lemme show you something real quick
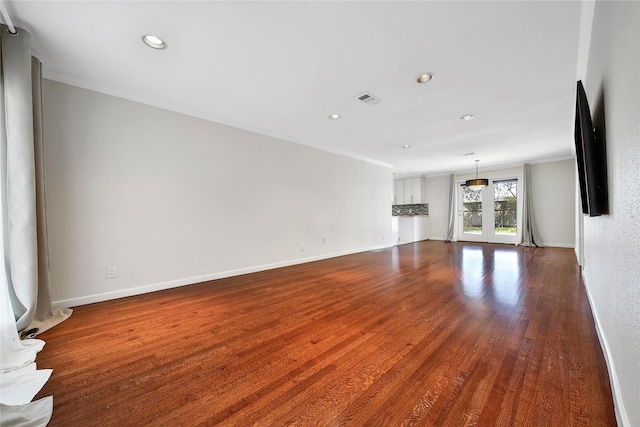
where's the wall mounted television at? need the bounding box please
[575,80,608,216]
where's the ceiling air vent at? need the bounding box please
[355,92,382,106]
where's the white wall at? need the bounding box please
[425,161,575,247]
[529,159,575,247]
[424,174,450,240]
[582,2,640,425]
[43,80,392,306]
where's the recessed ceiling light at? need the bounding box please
[461,114,475,121]
[402,144,412,149]
[142,34,166,50]
[416,72,434,83]
[329,114,341,120]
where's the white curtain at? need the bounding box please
[520,163,542,247]
[1,24,71,426]
[445,173,457,242]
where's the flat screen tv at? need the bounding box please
[575,81,608,216]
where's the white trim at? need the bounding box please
[425,237,571,248]
[539,242,575,249]
[52,244,393,308]
[53,274,208,309]
[457,173,523,245]
[394,238,430,247]
[582,273,629,427]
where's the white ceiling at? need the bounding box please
[3,1,585,177]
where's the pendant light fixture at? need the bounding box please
[465,160,488,190]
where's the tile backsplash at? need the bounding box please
[392,203,428,216]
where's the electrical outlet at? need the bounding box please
[322,237,326,244]
[107,266,117,279]
[300,243,305,252]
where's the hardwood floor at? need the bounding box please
[35,241,616,426]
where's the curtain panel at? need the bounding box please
[445,173,456,242]
[1,24,71,426]
[520,163,542,247]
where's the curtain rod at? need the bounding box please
[0,0,17,34]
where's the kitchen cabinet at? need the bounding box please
[397,216,430,244]
[394,177,424,205]
[403,177,422,204]
[393,180,405,205]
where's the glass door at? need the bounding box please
[458,179,520,244]
[460,185,486,242]
[492,179,519,244]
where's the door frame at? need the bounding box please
[457,184,488,242]
[456,167,523,244]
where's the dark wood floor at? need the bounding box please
[35,241,616,426]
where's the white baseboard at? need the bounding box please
[541,242,574,248]
[52,244,394,308]
[430,238,574,248]
[582,272,629,427]
[52,274,210,308]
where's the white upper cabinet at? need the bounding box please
[393,180,404,205]
[403,177,419,204]
[394,177,424,205]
